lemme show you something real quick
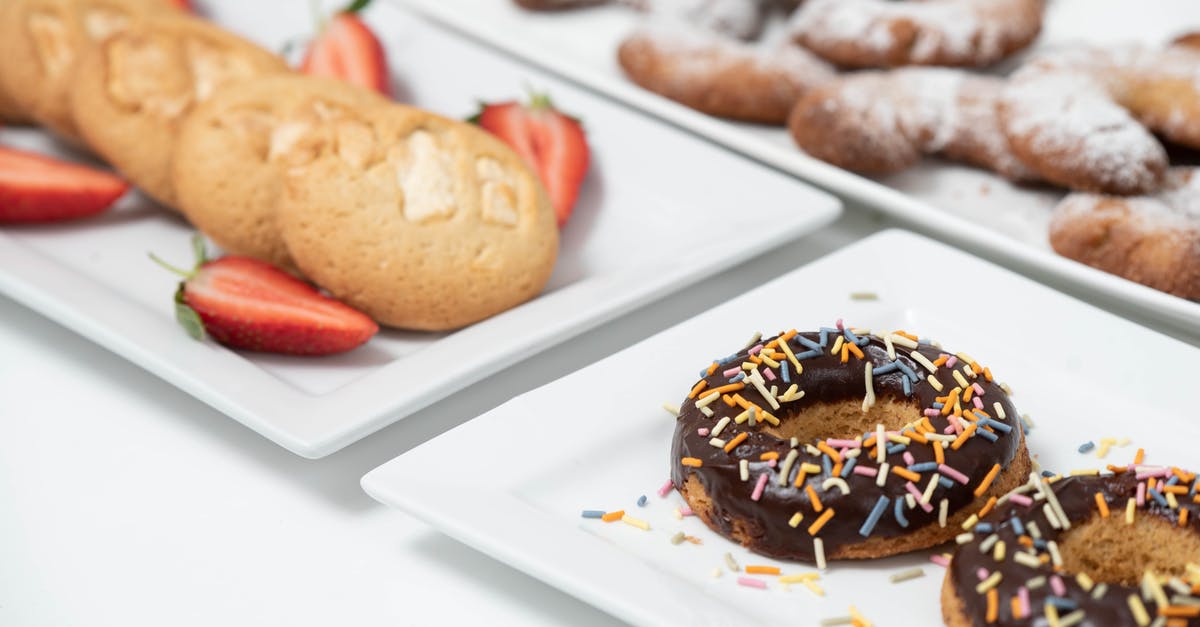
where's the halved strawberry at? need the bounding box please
[473,94,590,227]
[301,1,390,96]
[152,236,378,356]
[166,0,193,12]
[0,147,129,223]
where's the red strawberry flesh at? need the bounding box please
[0,147,129,223]
[301,13,390,97]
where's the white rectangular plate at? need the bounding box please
[364,229,1200,626]
[394,0,1200,334]
[0,2,839,458]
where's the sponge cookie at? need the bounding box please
[172,75,388,269]
[70,12,286,207]
[277,105,559,331]
[0,0,165,139]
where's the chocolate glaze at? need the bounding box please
[950,473,1200,626]
[670,329,1022,562]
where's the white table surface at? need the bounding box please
[5,3,1200,625]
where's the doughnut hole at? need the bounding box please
[761,397,918,444]
[1056,513,1200,586]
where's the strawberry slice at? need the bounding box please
[473,94,590,227]
[166,0,192,12]
[301,1,390,96]
[152,236,378,356]
[0,146,129,223]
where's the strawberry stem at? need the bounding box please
[147,252,194,279]
[308,0,327,33]
[340,0,372,14]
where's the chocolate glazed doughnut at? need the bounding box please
[942,471,1200,626]
[670,325,1029,564]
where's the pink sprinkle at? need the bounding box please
[680,507,694,516]
[853,465,878,477]
[750,473,769,501]
[1136,467,1169,479]
[839,447,852,458]
[698,428,710,437]
[764,368,776,382]
[903,451,916,466]
[1008,493,1033,507]
[943,424,956,435]
[924,409,940,417]
[749,344,764,356]
[951,417,964,435]
[972,383,985,396]
[1017,587,1030,617]
[972,397,984,410]
[657,480,674,498]
[1050,575,1066,597]
[939,464,970,485]
[723,367,741,377]
[836,319,844,331]
[826,438,859,449]
[930,554,950,567]
[1137,481,1146,506]
[767,459,777,468]
[906,482,933,512]
[737,576,767,590]
[946,356,958,368]
[977,567,990,581]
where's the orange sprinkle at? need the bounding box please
[978,496,998,518]
[1160,606,1200,618]
[892,467,921,483]
[1094,492,1110,518]
[794,466,810,489]
[951,424,978,450]
[706,362,719,376]
[941,390,960,416]
[807,507,835,535]
[933,441,945,465]
[1168,619,1190,627]
[681,457,703,468]
[768,351,786,361]
[724,433,748,453]
[962,386,975,402]
[706,383,745,397]
[1010,595,1023,620]
[1135,448,1145,465]
[1165,486,1191,495]
[1173,468,1196,483]
[1107,464,1129,474]
[601,510,624,522]
[983,367,993,381]
[722,394,736,407]
[745,565,781,575]
[749,354,762,365]
[760,451,780,461]
[933,356,948,367]
[908,430,929,445]
[847,342,864,360]
[1018,536,1034,548]
[732,394,751,409]
[840,345,849,363]
[1180,508,1190,528]
[817,442,843,463]
[806,485,824,512]
[862,435,877,448]
[831,462,843,477]
[781,329,799,342]
[986,588,998,623]
[894,330,918,341]
[971,362,983,375]
[688,380,708,399]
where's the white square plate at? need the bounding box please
[394,0,1200,335]
[363,229,1200,626]
[0,3,839,458]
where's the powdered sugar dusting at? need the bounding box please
[645,0,768,40]
[1055,169,1200,233]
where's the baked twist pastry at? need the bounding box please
[670,325,1029,563]
[1049,168,1200,299]
[1001,45,1200,195]
[789,67,1038,180]
[619,23,834,124]
[942,470,1200,626]
[789,0,1045,69]
[69,12,287,207]
[277,104,559,331]
[172,75,389,270]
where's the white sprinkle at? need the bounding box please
[905,493,916,509]
[884,335,896,360]
[708,437,727,448]
[711,567,723,578]
[993,402,1006,420]
[922,474,940,505]
[711,416,731,438]
[910,351,937,374]
[739,459,749,481]
[814,538,826,570]
[696,391,720,408]
[956,532,975,545]
[889,333,918,349]
[1027,521,1042,539]
[890,568,925,583]
[1043,503,1062,529]
[875,424,886,463]
[1047,540,1063,568]
[1013,551,1042,569]
[699,406,714,417]
[724,552,740,572]
[862,363,876,412]
[779,449,800,486]
[822,477,850,495]
[978,533,999,553]
[743,331,762,349]
[938,499,949,528]
[876,463,890,487]
[663,402,681,416]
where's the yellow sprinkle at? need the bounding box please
[848,605,873,627]
[788,512,804,528]
[926,374,944,392]
[621,514,650,530]
[779,573,820,584]
[1076,573,1094,592]
[830,335,844,356]
[1070,469,1100,476]
[1143,571,1168,609]
[993,540,1006,562]
[801,462,822,474]
[961,514,979,531]
[975,571,1003,594]
[1128,594,1151,626]
[952,369,970,389]
[1168,491,1180,509]
[803,580,825,596]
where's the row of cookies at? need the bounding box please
[0,0,560,332]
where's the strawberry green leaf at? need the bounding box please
[173,285,206,341]
[190,233,209,267]
[341,0,372,14]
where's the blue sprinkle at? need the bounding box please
[974,523,994,534]
[841,458,857,478]
[698,368,708,378]
[938,477,954,489]
[919,338,932,346]
[1034,538,1047,550]
[843,328,861,345]
[1046,597,1079,611]
[781,362,790,384]
[822,455,833,476]
[1041,470,1055,478]
[908,462,938,473]
[637,495,647,507]
[1077,441,1095,454]
[895,361,919,383]
[887,443,907,455]
[730,372,746,383]
[902,377,912,397]
[873,362,899,376]
[976,429,999,442]
[795,349,822,361]
[894,497,909,528]
[818,329,831,348]
[857,336,871,347]
[1010,516,1026,536]
[932,402,945,409]
[980,418,1012,434]
[796,335,822,351]
[1166,475,1180,487]
[581,510,605,519]
[859,495,891,537]
[1149,488,1169,508]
